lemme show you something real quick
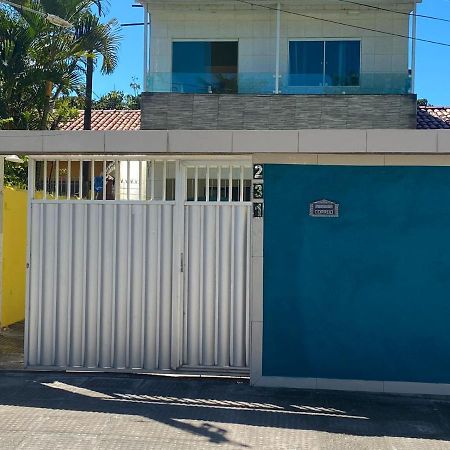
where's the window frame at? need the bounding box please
[288,38,362,88]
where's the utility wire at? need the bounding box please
[235,0,450,48]
[337,0,450,23]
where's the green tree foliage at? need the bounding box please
[0,0,121,130]
[417,99,430,107]
[4,158,28,189]
[93,89,140,110]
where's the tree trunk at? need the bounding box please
[84,55,94,131]
[40,81,53,130]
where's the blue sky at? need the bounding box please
[95,1,450,106]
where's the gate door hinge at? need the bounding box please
[180,253,184,273]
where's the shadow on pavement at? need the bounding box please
[0,371,450,447]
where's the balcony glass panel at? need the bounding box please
[147,72,411,95]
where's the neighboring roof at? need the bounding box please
[417,107,450,130]
[61,106,450,131]
[60,110,141,131]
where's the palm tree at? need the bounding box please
[0,0,121,130]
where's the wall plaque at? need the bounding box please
[309,199,339,218]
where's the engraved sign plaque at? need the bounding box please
[309,199,339,218]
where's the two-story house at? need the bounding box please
[141,0,418,129]
[19,0,450,396]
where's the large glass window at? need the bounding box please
[172,41,238,94]
[289,40,360,87]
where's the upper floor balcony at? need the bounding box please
[140,0,419,129]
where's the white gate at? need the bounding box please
[182,164,252,371]
[25,157,252,373]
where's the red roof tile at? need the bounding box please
[61,110,141,131]
[417,107,450,130]
[61,106,450,131]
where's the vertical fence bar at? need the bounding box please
[115,160,120,200]
[217,166,221,203]
[91,160,95,201]
[206,166,210,202]
[151,160,155,201]
[163,160,167,202]
[103,161,107,201]
[55,161,59,200]
[194,167,198,202]
[127,161,131,201]
[79,159,83,200]
[43,161,47,200]
[67,160,71,200]
[228,165,232,203]
[240,166,244,202]
[139,161,143,201]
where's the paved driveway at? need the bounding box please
[0,372,450,449]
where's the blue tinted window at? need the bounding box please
[289,40,360,87]
[289,41,324,86]
[172,41,238,93]
[325,41,360,86]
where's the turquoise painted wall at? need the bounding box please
[263,165,450,383]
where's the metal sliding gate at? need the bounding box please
[25,157,252,374]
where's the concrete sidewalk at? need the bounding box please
[0,371,450,449]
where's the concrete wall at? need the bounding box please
[148,4,412,85]
[1,189,27,327]
[141,93,417,129]
[261,164,450,387]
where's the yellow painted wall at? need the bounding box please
[1,188,27,327]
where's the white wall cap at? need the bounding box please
[0,131,44,154]
[437,130,450,153]
[367,130,438,153]
[105,131,168,153]
[168,130,232,153]
[299,130,367,153]
[43,131,105,154]
[233,130,299,153]
[1,129,450,156]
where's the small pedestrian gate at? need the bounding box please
[25,157,252,374]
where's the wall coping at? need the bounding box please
[0,129,448,155]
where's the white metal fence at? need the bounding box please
[26,156,252,373]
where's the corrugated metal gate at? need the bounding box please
[25,157,251,374]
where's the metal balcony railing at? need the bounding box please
[146,72,412,95]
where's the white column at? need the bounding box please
[144,7,149,91]
[275,2,281,94]
[411,3,417,93]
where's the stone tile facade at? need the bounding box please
[141,93,417,130]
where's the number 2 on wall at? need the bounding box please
[253,164,263,180]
